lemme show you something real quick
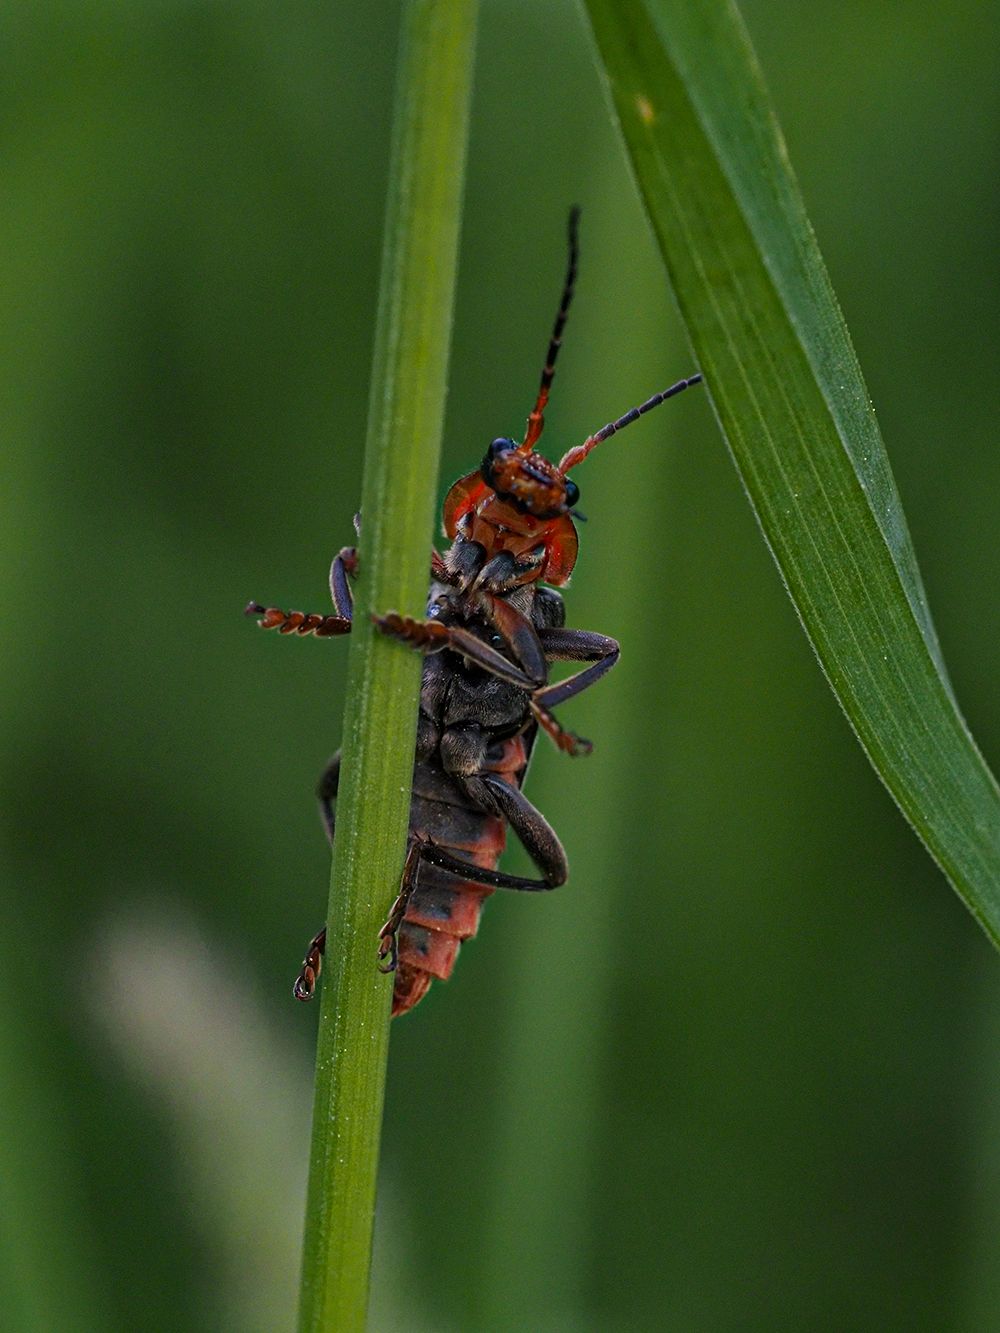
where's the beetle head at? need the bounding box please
[480,437,580,520]
[442,447,580,587]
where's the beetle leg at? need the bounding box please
[374,816,560,976]
[473,547,547,595]
[289,751,346,1000]
[464,605,617,755]
[246,544,359,636]
[419,775,567,891]
[376,613,614,757]
[529,700,593,757]
[536,628,621,704]
[478,600,594,752]
[482,594,547,682]
[370,777,565,976]
[377,592,550,688]
[245,603,351,636]
[376,838,426,973]
[328,546,358,618]
[374,614,542,690]
[293,926,327,1001]
[431,548,465,585]
[466,774,568,885]
[527,628,621,754]
[316,751,341,846]
[418,843,560,890]
[368,718,569,973]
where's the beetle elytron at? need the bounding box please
[247,209,700,1015]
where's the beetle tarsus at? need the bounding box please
[373,612,449,651]
[376,932,398,974]
[530,700,592,757]
[293,927,326,1001]
[247,603,351,636]
[293,969,316,1001]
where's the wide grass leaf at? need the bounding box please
[580,0,1000,936]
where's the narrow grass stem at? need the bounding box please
[297,5,477,1329]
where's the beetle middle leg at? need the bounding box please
[376,610,613,759]
[530,627,620,753]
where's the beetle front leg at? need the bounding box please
[245,602,351,636]
[374,614,543,690]
[246,545,359,636]
[328,545,359,619]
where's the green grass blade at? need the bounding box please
[580,0,1000,934]
[297,4,477,1329]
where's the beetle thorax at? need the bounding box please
[468,495,549,562]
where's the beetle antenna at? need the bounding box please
[518,206,581,455]
[558,373,702,474]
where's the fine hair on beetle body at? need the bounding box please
[247,207,701,1016]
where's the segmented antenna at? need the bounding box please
[519,207,581,454]
[558,374,702,474]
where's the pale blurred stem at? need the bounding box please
[296,5,477,1331]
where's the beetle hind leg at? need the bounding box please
[376,838,425,973]
[316,751,341,846]
[293,926,327,1001]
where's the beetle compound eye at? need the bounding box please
[563,479,580,508]
[481,437,516,488]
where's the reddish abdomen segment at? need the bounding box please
[393,735,528,1017]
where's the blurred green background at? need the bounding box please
[3,1,999,1329]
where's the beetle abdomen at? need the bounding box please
[392,734,529,1016]
[392,829,504,1017]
